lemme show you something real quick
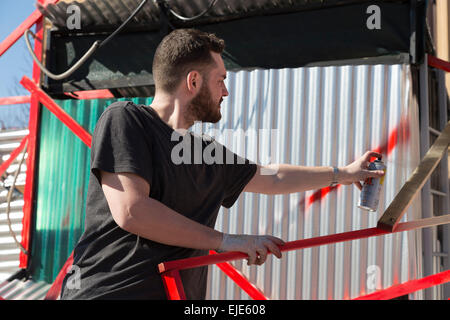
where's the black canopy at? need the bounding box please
[39,0,429,97]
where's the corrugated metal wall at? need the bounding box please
[30,97,153,283]
[0,278,50,300]
[30,63,422,300]
[0,129,29,281]
[195,64,422,300]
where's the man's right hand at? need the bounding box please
[218,233,285,266]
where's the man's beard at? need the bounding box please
[185,83,222,124]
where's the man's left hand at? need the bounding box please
[338,151,385,190]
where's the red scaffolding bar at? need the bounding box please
[209,250,268,300]
[44,252,74,300]
[159,216,449,273]
[0,96,31,106]
[64,89,114,100]
[158,214,450,299]
[20,76,92,147]
[0,135,29,178]
[18,3,46,267]
[0,0,60,58]
[428,55,450,73]
[354,269,450,300]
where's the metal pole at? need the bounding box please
[419,55,434,299]
[19,2,45,269]
[437,68,450,299]
[161,270,187,300]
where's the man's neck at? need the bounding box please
[149,93,192,130]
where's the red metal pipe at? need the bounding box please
[210,250,268,300]
[159,230,387,273]
[160,215,449,300]
[158,215,450,273]
[20,76,92,148]
[0,135,29,177]
[161,270,187,300]
[0,96,31,106]
[428,55,450,73]
[0,91,113,106]
[44,251,74,300]
[0,0,60,58]
[64,89,114,100]
[0,10,42,58]
[0,92,114,105]
[19,10,46,268]
[353,269,450,300]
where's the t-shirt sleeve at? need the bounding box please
[90,103,153,187]
[221,146,257,209]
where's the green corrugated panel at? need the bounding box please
[30,97,153,283]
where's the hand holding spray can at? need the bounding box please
[358,157,386,212]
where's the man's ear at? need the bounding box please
[186,70,202,94]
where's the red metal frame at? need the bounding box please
[20,76,92,147]
[159,214,450,299]
[158,216,449,273]
[209,250,268,300]
[0,96,31,106]
[0,135,29,177]
[0,0,61,267]
[19,5,46,268]
[18,75,92,269]
[354,269,450,300]
[0,10,43,59]
[0,0,59,58]
[44,251,74,300]
[0,91,113,106]
[428,55,450,73]
[63,89,114,100]
[161,270,187,300]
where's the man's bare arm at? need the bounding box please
[100,170,284,264]
[244,151,386,194]
[243,164,337,194]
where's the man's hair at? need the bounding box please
[152,28,225,93]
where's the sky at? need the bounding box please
[0,0,38,129]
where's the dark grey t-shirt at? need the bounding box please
[60,101,257,300]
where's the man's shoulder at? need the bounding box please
[104,100,140,114]
[99,101,151,121]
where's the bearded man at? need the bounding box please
[60,28,384,300]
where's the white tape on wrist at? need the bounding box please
[219,233,230,251]
[219,233,244,252]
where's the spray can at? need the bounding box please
[358,157,386,212]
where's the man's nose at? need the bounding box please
[222,85,229,97]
